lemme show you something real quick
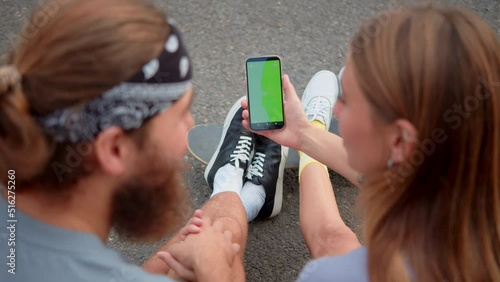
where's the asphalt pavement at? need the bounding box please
[1,0,498,281]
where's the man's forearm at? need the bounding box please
[142,233,182,275]
[195,261,234,282]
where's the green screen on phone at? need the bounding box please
[246,56,284,130]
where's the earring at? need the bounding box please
[402,130,417,142]
[357,173,365,185]
[387,159,394,169]
[403,130,410,141]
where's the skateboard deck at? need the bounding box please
[187,120,339,169]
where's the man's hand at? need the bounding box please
[157,217,240,282]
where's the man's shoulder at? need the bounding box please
[296,247,369,282]
[0,195,174,282]
[1,228,175,282]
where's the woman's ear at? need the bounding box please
[93,126,135,176]
[387,119,417,164]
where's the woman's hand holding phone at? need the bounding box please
[242,74,311,151]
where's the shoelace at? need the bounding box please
[229,136,253,169]
[305,97,331,124]
[246,152,265,179]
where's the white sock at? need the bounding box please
[210,164,244,198]
[240,181,266,222]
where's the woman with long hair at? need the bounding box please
[242,3,499,281]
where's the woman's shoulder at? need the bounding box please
[296,247,369,282]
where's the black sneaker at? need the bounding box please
[246,134,288,218]
[204,97,254,190]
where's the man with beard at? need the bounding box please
[0,0,248,281]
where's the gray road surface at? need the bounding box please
[1,0,498,281]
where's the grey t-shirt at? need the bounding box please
[0,196,173,282]
[297,247,369,282]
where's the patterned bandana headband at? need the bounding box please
[36,22,192,143]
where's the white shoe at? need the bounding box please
[301,70,339,130]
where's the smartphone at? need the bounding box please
[246,56,285,131]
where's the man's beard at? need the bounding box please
[110,146,189,242]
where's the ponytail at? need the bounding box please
[0,66,51,185]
